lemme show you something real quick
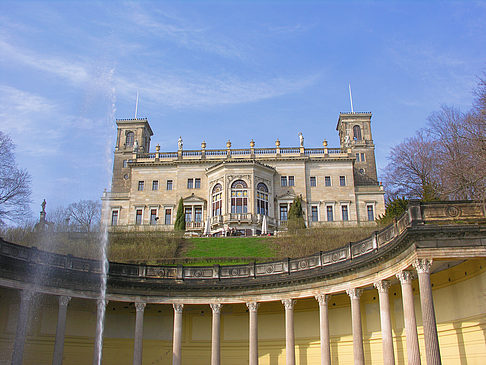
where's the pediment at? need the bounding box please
[183,193,207,203]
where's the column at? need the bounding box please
[133,302,146,365]
[346,288,365,365]
[246,302,259,365]
[210,304,222,365]
[413,259,442,365]
[52,295,71,365]
[11,289,33,365]
[374,280,395,365]
[397,271,421,365]
[172,304,184,365]
[315,294,331,365]
[282,299,295,365]
[93,299,108,365]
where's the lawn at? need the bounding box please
[186,237,276,260]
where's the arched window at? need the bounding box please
[212,183,223,217]
[256,182,269,216]
[231,180,248,214]
[126,131,134,146]
[353,125,362,141]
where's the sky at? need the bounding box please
[0,0,485,220]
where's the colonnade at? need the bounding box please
[10,258,442,365]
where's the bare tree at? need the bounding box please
[0,131,32,225]
[67,200,101,232]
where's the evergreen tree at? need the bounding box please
[287,195,306,231]
[174,198,185,231]
[376,196,408,226]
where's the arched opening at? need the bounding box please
[212,183,223,217]
[126,131,135,146]
[256,182,269,216]
[353,125,362,141]
[231,180,248,214]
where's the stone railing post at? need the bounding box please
[374,281,395,365]
[52,295,71,365]
[133,302,146,365]
[397,271,421,365]
[282,299,296,365]
[246,302,260,365]
[413,259,442,365]
[346,288,365,365]
[172,304,184,365]
[210,304,222,365]
[315,294,331,365]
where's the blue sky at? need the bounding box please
[1,1,485,218]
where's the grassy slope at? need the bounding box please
[186,237,276,258]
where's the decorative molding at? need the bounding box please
[173,303,184,313]
[315,293,329,306]
[282,298,295,310]
[59,295,71,306]
[396,270,414,284]
[373,280,391,293]
[412,258,433,274]
[97,299,109,308]
[210,303,222,314]
[346,288,363,299]
[246,302,260,312]
[135,302,146,312]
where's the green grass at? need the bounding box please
[186,237,276,259]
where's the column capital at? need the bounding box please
[96,298,109,308]
[246,301,259,312]
[346,288,363,300]
[315,293,329,306]
[374,280,392,293]
[210,303,222,314]
[173,303,184,313]
[20,288,34,302]
[396,270,415,284]
[135,302,146,312]
[59,295,71,307]
[413,258,433,274]
[281,298,295,310]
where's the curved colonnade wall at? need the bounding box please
[0,201,485,364]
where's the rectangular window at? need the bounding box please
[280,204,288,221]
[185,207,192,222]
[195,178,201,189]
[281,176,287,187]
[288,176,295,186]
[150,209,158,225]
[310,176,316,187]
[342,205,349,221]
[361,153,365,162]
[165,209,172,225]
[311,206,318,222]
[138,181,144,191]
[367,205,375,221]
[167,180,173,190]
[111,210,118,226]
[325,176,331,187]
[123,160,128,168]
[187,178,193,189]
[135,209,142,225]
[356,153,360,162]
[326,206,334,222]
[194,206,202,222]
[152,180,158,191]
[339,176,346,186]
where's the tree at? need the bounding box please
[376,196,408,226]
[288,195,306,232]
[174,198,185,231]
[0,131,31,225]
[66,200,101,232]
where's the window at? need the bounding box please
[165,209,172,225]
[195,206,202,223]
[361,153,365,162]
[231,180,248,214]
[288,176,295,186]
[256,183,269,216]
[310,176,316,187]
[167,180,173,190]
[339,176,346,186]
[187,178,193,189]
[185,207,192,222]
[356,153,360,162]
[126,131,134,146]
[123,160,128,168]
[152,180,158,191]
[367,205,375,221]
[280,204,288,221]
[311,206,318,222]
[353,125,362,141]
[341,205,349,221]
[150,209,158,225]
[326,206,334,222]
[325,176,331,187]
[111,210,118,226]
[138,181,144,191]
[212,184,222,217]
[135,209,142,225]
[281,176,287,187]
[195,178,201,189]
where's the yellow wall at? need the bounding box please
[1,259,485,364]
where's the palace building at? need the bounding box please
[101,112,385,234]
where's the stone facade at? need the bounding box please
[102,112,385,234]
